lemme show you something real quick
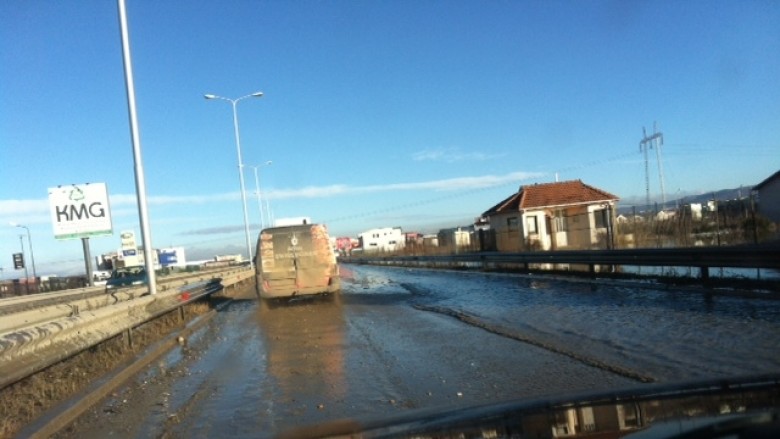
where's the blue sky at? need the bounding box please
[2,0,779,277]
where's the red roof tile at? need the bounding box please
[483,180,618,215]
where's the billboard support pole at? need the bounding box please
[82,237,94,287]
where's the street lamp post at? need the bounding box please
[204,91,263,267]
[18,235,29,293]
[249,161,272,230]
[11,223,36,283]
[263,171,273,227]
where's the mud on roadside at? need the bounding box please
[0,299,216,439]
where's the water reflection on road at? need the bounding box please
[255,295,347,409]
[346,264,780,382]
[58,264,780,439]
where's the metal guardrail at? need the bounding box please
[0,266,246,313]
[0,267,254,390]
[0,267,252,334]
[346,243,780,278]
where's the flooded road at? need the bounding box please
[61,264,780,438]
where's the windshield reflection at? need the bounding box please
[280,374,780,438]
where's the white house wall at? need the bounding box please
[521,211,550,250]
[487,212,516,251]
[554,205,583,249]
[359,227,405,252]
[553,229,568,248]
[456,230,471,247]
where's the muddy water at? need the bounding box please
[60,264,780,438]
[353,265,780,381]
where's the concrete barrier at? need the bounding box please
[0,268,254,389]
[0,268,253,334]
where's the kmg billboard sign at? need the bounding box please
[48,183,113,240]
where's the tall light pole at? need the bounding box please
[249,161,272,230]
[204,91,263,267]
[118,0,157,295]
[264,172,273,227]
[10,223,36,282]
[16,235,29,293]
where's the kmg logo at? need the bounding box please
[54,202,107,222]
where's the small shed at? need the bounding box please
[482,180,619,252]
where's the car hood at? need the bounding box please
[278,374,780,438]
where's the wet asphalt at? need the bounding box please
[58,264,780,438]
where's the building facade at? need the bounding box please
[482,180,619,252]
[358,227,404,253]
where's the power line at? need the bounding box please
[324,150,643,226]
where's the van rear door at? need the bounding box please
[259,225,334,295]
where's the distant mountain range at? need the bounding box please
[617,186,755,214]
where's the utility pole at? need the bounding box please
[19,235,29,294]
[639,122,666,212]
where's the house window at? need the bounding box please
[553,210,568,232]
[507,217,518,228]
[526,216,538,234]
[594,209,608,228]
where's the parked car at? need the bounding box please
[105,266,148,290]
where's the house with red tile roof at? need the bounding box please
[482,180,619,252]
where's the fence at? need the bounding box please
[619,195,774,248]
[383,195,777,258]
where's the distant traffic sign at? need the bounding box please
[12,253,24,269]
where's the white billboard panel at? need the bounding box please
[48,183,113,240]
